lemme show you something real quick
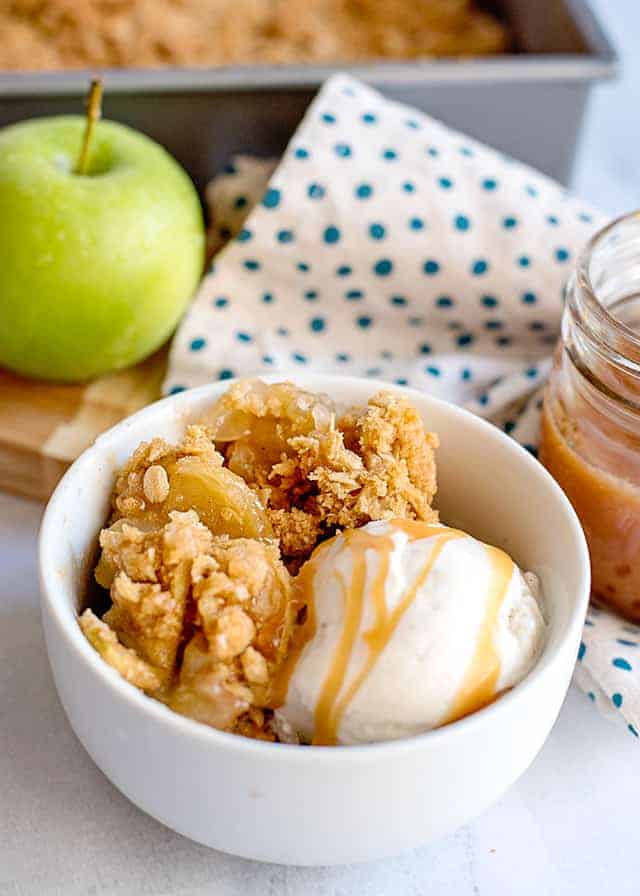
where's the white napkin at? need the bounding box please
[164,73,639,739]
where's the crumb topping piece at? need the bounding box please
[81,509,294,735]
[110,425,272,540]
[79,609,162,693]
[143,464,170,504]
[205,380,439,562]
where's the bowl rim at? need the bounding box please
[39,373,590,760]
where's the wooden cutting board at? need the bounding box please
[0,349,167,502]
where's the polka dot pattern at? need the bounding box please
[324,226,341,244]
[262,188,281,209]
[373,259,393,276]
[574,606,640,741]
[308,183,325,200]
[169,72,601,422]
[454,214,471,231]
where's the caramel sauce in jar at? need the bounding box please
[539,213,640,621]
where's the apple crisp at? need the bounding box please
[80,380,438,738]
[2,0,509,72]
[205,380,438,564]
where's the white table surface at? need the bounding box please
[2,3,640,893]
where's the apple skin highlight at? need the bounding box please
[0,116,205,382]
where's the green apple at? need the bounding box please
[0,114,204,382]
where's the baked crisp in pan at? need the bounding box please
[2,0,509,72]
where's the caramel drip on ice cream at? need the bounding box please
[312,561,369,745]
[326,529,463,745]
[442,544,514,725]
[269,542,325,708]
[312,522,461,746]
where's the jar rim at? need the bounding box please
[575,210,640,369]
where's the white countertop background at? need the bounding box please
[2,2,639,892]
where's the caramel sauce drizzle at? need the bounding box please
[321,528,462,745]
[312,522,461,746]
[268,545,322,709]
[442,543,514,725]
[312,563,367,745]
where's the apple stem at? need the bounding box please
[74,77,103,176]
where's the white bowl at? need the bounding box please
[39,375,589,866]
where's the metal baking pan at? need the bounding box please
[0,0,616,190]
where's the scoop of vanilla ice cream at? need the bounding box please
[280,520,545,746]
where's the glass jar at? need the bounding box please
[540,212,640,621]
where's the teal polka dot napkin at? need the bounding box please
[574,607,640,738]
[165,73,638,738]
